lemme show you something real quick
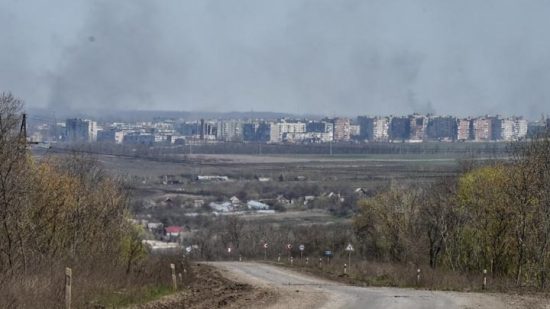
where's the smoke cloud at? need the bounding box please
[1,0,550,118]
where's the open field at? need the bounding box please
[32,148,472,227]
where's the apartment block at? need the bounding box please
[426,116,458,141]
[332,117,351,141]
[357,116,389,141]
[473,117,493,141]
[65,118,97,143]
[409,114,428,141]
[457,119,472,141]
[389,116,410,141]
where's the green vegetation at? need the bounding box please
[354,132,550,289]
[0,93,175,307]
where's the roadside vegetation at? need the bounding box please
[353,131,550,290]
[0,93,183,307]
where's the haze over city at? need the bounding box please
[2,0,550,118]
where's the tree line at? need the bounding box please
[0,93,149,306]
[353,132,550,288]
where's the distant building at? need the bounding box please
[389,116,410,141]
[492,117,515,141]
[472,117,493,141]
[123,132,155,146]
[242,121,280,143]
[97,129,124,143]
[247,200,270,210]
[514,118,528,140]
[306,121,333,134]
[409,114,428,141]
[65,118,97,143]
[165,226,184,237]
[357,116,389,142]
[243,122,260,141]
[332,118,351,142]
[216,120,243,141]
[349,124,360,138]
[275,120,306,142]
[426,116,457,141]
[457,119,472,141]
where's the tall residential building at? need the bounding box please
[457,119,472,141]
[426,116,458,141]
[306,121,334,134]
[65,118,97,143]
[357,116,389,141]
[472,117,493,141]
[332,117,351,142]
[409,114,428,141]
[349,124,361,138]
[513,118,528,140]
[276,120,306,142]
[492,117,515,141]
[389,116,410,141]
[216,120,243,141]
[242,122,258,141]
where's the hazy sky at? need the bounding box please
[1,0,550,118]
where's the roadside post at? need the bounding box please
[416,268,421,286]
[299,244,305,261]
[323,250,333,264]
[306,257,309,265]
[319,257,322,268]
[278,253,281,263]
[344,263,347,274]
[345,243,354,272]
[290,256,294,266]
[483,269,487,290]
[227,247,232,260]
[65,267,72,309]
[170,263,177,291]
[286,243,292,261]
[263,243,268,260]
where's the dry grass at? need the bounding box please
[0,255,192,308]
[267,257,541,294]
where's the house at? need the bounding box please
[209,201,233,212]
[193,199,205,208]
[247,200,270,210]
[304,195,315,205]
[165,226,184,237]
[276,195,291,205]
[355,187,368,196]
[256,176,271,182]
[196,175,229,181]
[147,222,163,232]
[229,196,241,205]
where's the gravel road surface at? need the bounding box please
[210,262,546,309]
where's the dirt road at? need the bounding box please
[211,262,546,309]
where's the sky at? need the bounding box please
[1,0,550,118]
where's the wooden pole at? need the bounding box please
[348,251,351,273]
[65,267,72,309]
[170,264,177,291]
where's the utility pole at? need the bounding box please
[19,113,27,142]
